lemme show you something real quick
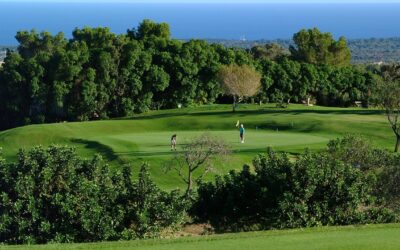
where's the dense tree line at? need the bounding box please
[256,58,375,106]
[0,20,379,130]
[7,36,400,64]
[0,20,252,130]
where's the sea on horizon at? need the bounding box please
[1,2,400,45]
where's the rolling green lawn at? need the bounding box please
[2,224,400,250]
[0,104,394,188]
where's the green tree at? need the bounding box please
[299,63,319,105]
[72,27,122,119]
[380,63,400,82]
[0,30,68,127]
[0,51,26,129]
[128,19,171,40]
[290,28,351,66]
[251,43,288,61]
[55,40,90,120]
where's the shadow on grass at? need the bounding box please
[115,147,303,158]
[121,108,384,121]
[245,120,325,133]
[70,138,118,162]
[116,151,179,158]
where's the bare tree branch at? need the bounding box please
[217,64,261,112]
[378,80,400,151]
[165,133,230,196]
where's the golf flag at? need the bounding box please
[235,120,240,127]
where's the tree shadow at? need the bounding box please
[117,151,175,158]
[244,120,325,133]
[70,138,118,162]
[120,108,384,121]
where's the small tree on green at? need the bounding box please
[377,81,400,152]
[218,64,261,112]
[166,134,229,197]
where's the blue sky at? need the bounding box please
[1,0,400,3]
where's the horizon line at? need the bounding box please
[2,0,400,4]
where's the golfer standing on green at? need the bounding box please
[171,134,177,151]
[239,124,245,143]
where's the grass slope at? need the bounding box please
[3,224,400,250]
[0,104,394,188]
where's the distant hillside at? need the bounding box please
[206,38,400,64]
[349,38,400,64]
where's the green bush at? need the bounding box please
[0,145,187,244]
[326,135,400,212]
[194,147,396,232]
[326,134,392,171]
[1,137,398,243]
[376,155,400,211]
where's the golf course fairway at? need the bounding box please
[0,104,393,189]
[2,224,400,250]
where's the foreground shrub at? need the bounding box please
[326,134,392,171]
[194,148,396,232]
[377,156,400,211]
[327,135,400,211]
[0,146,187,244]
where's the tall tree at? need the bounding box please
[290,28,351,66]
[218,64,261,112]
[128,19,171,40]
[72,27,122,119]
[298,63,319,106]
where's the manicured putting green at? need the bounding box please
[73,130,329,188]
[97,130,329,159]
